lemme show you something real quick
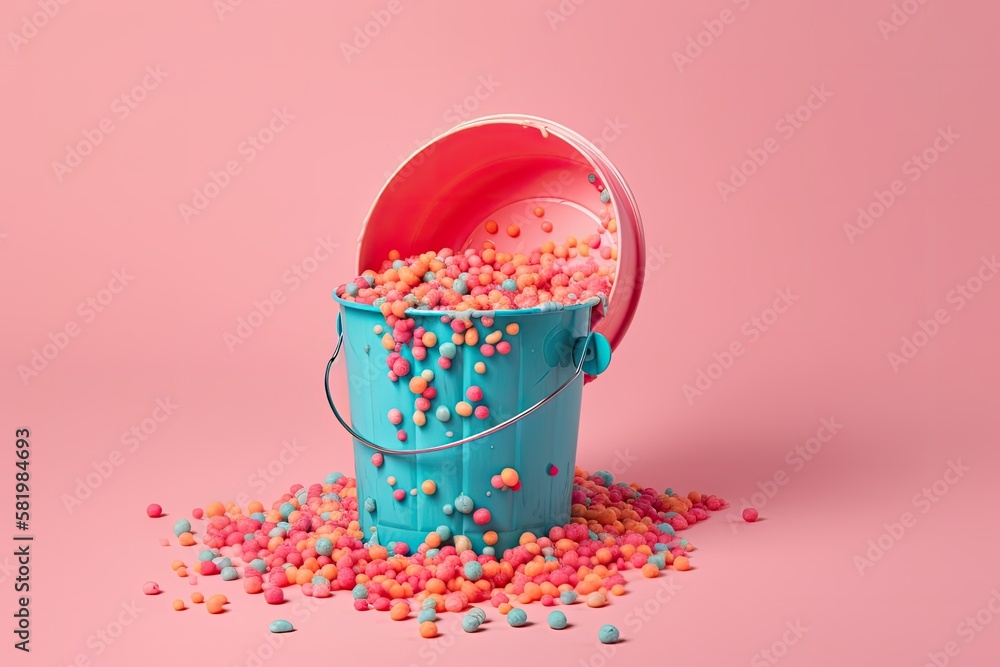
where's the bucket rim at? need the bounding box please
[356,113,644,352]
[332,292,602,318]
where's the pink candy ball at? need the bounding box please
[445,593,468,613]
[496,341,511,355]
[388,409,403,425]
[142,581,160,595]
[474,406,490,420]
[473,508,492,525]
[264,587,284,605]
[244,578,263,594]
[393,489,406,501]
[146,504,162,518]
[466,386,484,402]
[491,475,505,490]
[742,508,759,523]
[200,561,219,576]
[371,453,384,467]
[353,599,369,611]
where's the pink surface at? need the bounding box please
[2,1,998,665]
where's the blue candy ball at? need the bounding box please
[548,610,568,629]
[269,619,294,633]
[657,522,676,536]
[464,561,483,582]
[315,537,333,556]
[599,624,620,644]
[454,494,474,514]
[172,518,191,537]
[507,608,528,627]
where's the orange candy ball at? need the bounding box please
[206,594,228,614]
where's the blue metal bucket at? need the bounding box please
[325,298,611,553]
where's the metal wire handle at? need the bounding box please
[324,330,593,455]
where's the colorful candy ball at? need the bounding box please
[500,468,519,487]
[599,624,620,644]
[269,619,294,633]
[507,608,528,627]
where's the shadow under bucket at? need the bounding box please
[327,299,611,553]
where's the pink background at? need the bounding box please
[3,1,999,665]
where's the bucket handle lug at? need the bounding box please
[325,321,611,455]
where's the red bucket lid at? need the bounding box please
[355,114,645,351]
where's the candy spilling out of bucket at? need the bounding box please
[327,115,645,553]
